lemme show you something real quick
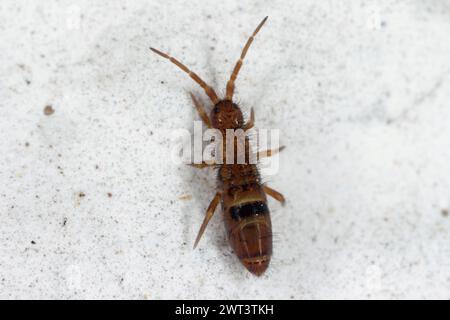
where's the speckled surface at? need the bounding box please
[1,0,450,299]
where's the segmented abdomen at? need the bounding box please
[219,164,272,276]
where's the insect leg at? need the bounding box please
[257,146,285,159]
[189,92,212,128]
[193,192,222,248]
[225,16,268,101]
[150,47,219,104]
[263,185,286,205]
[243,107,255,130]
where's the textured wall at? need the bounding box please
[0,0,449,299]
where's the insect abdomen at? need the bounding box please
[224,198,273,276]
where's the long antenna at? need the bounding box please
[225,16,268,101]
[150,47,219,104]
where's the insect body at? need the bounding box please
[151,16,285,276]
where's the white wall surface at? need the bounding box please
[0,0,449,299]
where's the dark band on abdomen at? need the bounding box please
[230,201,269,220]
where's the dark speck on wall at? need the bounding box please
[442,209,448,217]
[107,192,112,198]
[31,240,36,245]
[44,105,55,116]
[79,192,86,198]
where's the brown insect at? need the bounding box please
[151,16,285,276]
